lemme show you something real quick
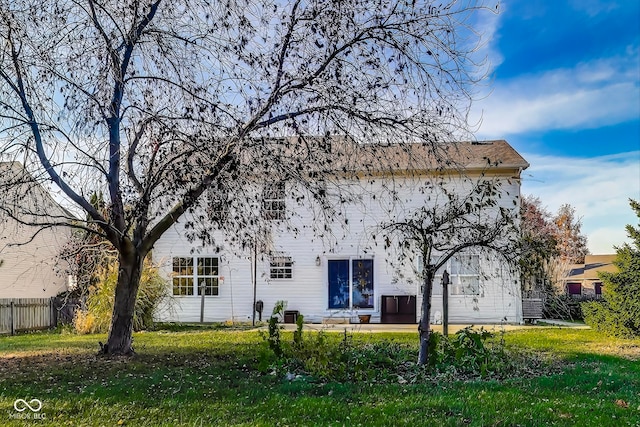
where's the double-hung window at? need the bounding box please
[270,255,293,279]
[172,256,219,296]
[416,253,480,296]
[262,182,286,220]
[449,254,480,296]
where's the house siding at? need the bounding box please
[0,221,68,298]
[0,163,70,299]
[153,171,523,324]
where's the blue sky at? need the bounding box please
[471,0,640,254]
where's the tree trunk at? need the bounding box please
[418,267,435,365]
[102,244,143,356]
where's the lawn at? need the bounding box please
[0,326,638,426]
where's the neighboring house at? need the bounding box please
[153,139,528,324]
[0,162,70,298]
[563,254,618,297]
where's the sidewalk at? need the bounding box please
[533,319,590,329]
[267,320,589,333]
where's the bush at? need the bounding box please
[426,327,515,378]
[73,259,169,334]
[582,199,640,338]
[73,309,97,334]
[583,296,640,339]
[260,315,536,383]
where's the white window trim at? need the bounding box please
[262,182,286,220]
[172,256,220,297]
[327,256,376,312]
[449,254,481,296]
[416,253,481,297]
[172,257,194,296]
[269,255,293,280]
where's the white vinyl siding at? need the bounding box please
[154,172,523,324]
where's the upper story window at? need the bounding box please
[262,182,286,220]
[172,256,219,296]
[269,255,293,279]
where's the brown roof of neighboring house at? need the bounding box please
[565,254,618,282]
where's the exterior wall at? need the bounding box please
[0,162,71,299]
[153,173,523,324]
[0,212,69,299]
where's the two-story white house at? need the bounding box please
[153,139,528,324]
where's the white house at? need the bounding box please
[153,139,528,324]
[0,162,70,298]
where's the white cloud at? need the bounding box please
[521,151,640,254]
[568,0,621,17]
[472,53,640,138]
[473,4,504,74]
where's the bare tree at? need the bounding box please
[0,0,494,355]
[381,177,519,365]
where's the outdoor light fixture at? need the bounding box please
[315,256,321,266]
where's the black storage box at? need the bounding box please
[283,310,299,324]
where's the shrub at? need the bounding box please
[73,309,97,334]
[425,328,496,375]
[582,199,640,338]
[264,300,287,358]
[260,315,534,383]
[583,296,639,339]
[73,259,169,334]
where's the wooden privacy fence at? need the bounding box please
[0,298,56,335]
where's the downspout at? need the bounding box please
[252,240,257,326]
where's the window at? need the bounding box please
[449,254,480,295]
[567,282,582,296]
[328,258,374,309]
[416,254,480,296]
[172,256,219,296]
[262,182,286,220]
[196,257,219,296]
[172,257,194,296]
[270,255,293,279]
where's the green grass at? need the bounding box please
[1,327,638,426]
